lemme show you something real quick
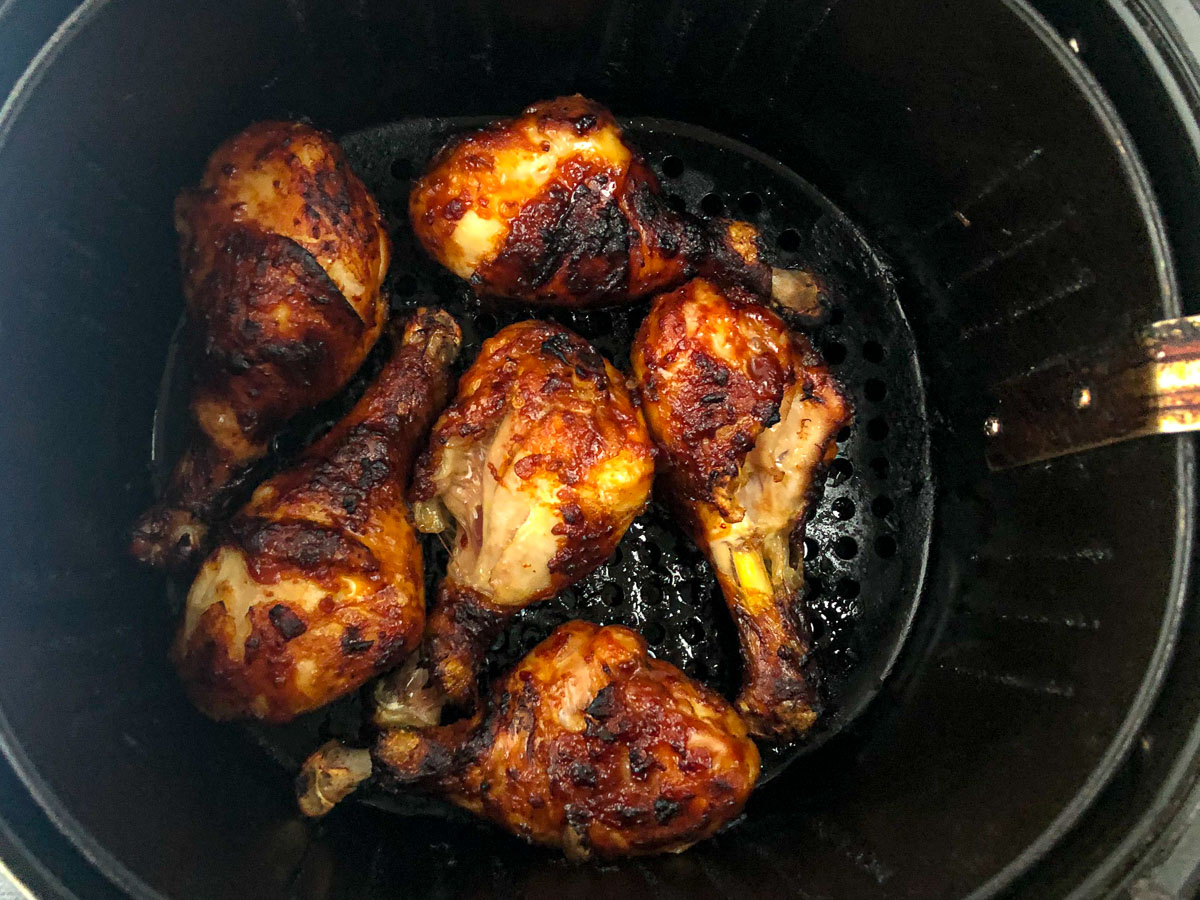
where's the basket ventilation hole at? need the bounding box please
[809,614,827,639]
[831,497,856,520]
[864,378,887,402]
[738,191,763,215]
[661,155,685,178]
[601,584,623,607]
[828,458,854,484]
[700,193,725,216]
[390,157,414,180]
[822,341,847,365]
[875,534,897,558]
[833,537,858,560]
[778,228,801,252]
[862,340,885,363]
[836,577,861,599]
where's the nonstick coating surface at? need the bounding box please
[0,0,1185,893]
[153,116,933,799]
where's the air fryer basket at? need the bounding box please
[164,114,929,786]
[0,1,1195,898]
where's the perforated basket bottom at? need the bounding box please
[154,115,932,800]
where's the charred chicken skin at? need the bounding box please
[131,121,391,572]
[172,309,460,722]
[632,279,851,740]
[408,321,655,714]
[299,621,760,860]
[410,95,820,313]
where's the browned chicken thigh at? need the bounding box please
[632,279,851,740]
[131,121,391,572]
[404,320,655,715]
[410,95,820,313]
[299,621,760,860]
[173,309,460,722]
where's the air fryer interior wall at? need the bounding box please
[0,1,1191,898]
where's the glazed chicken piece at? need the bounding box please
[172,310,460,722]
[405,320,655,715]
[131,121,391,572]
[298,621,760,860]
[410,95,821,314]
[632,279,851,740]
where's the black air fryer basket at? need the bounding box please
[1,1,1200,898]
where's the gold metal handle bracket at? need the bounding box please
[985,315,1200,470]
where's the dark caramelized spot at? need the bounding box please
[586,683,618,719]
[628,746,655,778]
[569,762,599,787]
[340,625,375,655]
[654,796,683,825]
[443,197,468,221]
[369,621,758,858]
[268,604,307,640]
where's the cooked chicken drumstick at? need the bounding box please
[632,279,851,740]
[298,621,760,860]
[410,95,821,313]
[406,320,655,714]
[172,309,460,722]
[131,121,391,572]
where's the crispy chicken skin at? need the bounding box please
[409,321,655,712]
[632,279,851,740]
[172,310,460,723]
[410,95,821,313]
[300,622,760,860]
[131,121,391,572]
